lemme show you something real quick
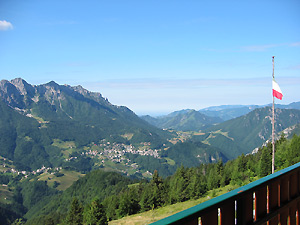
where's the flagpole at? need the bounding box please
[272,56,275,174]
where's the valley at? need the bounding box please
[0,78,300,225]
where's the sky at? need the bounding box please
[0,0,299,115]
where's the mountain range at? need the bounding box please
[200,102,300,120]
[0,78,172,173]
[141,102,300,159]
[196,107,300,159]
[142,102,300,131]
[141,109,223,132]
[1,78,300,225]
[0,78,300,178]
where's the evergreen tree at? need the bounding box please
[140,170,165,211]
[84,199,107,225]
[258,144,272,177]
[237,154,247,173]
[286,134,300,166]
[220,160,233,186]
[66,198,83,225]
[140,184,156,211]
[102,195,119,221]
[169,165,189,203]
[207,167,219,190]
[116,189,140,218]
[186,168,207,199]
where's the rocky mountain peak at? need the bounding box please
[0,79,11,92]
[10,78,35,96]
[69,84,105,103]
[43,81,60,90]
[71,85,90,95]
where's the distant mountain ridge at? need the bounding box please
[199,105,261,121]
[200,102,300,120]
[141,109,223,132]
[199,107,300,159]
[0,78,172,171]
[141,104,300,160]
[141,102,300,130]
[0,78,166,137]
[1,78,300,177]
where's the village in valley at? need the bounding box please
[0,138,165,182]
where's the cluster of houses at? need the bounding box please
[80,141,161,164]
[1,139,163,179]
[3,163,62,179]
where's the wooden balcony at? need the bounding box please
[151,162,300,225]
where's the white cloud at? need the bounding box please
[0,20,13,31]
[289,42,300,47]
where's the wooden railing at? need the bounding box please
[151,162,300,225]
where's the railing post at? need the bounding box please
[298,170,300,195]
[269,180,279,225]
[291,172,299,199]
[297,210,299,225]
[236,192,253,225]
[289,172,299,225]
[281,175,289,204]
[180,218,199,225]
[255,186,267,221]
[289,201,298,225]
[200,208,218,225]
[280,176,290,225]
[220,200,235,225]
[298,170,300,225]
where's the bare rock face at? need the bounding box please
[10,78,35,97]
[0,78,111,112]
[0,79,26,108]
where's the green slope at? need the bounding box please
[204,107,300,158]
[25,170,132,223]
[141,109,223,131]
[0,79,173,172]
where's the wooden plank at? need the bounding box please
[281,176,289,204]
[289,202,297,225]
[280,208,288,225]
[256,186,267,221]
[201,208,218,225]
[269,180,279,212]
[236,192,253,225]
[220,201,235,225]
[290,172,299,199]
[268,216,278,225]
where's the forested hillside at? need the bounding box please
[141,109,223,131]
[1,79,300,179]
[0,78,175,178]
[1,78,300,225]
[201,107,300,159]
[1,134,299,225]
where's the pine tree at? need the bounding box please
[84,199,107,225]
[207,167,219,190]
[117,190,140,218]
[169,165,189,203]
[66,197,83,225]
[258,145,272,177]
[102,195,119,221]
[140,170,165,211]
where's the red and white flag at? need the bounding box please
[272,79,283,100]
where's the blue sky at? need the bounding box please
[0,0,299,115]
